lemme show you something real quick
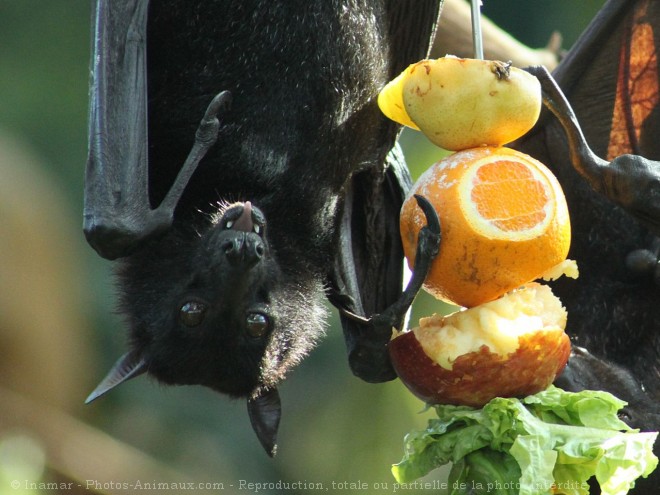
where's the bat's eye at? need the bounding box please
[179,301,207,327]
[246,312,270,338]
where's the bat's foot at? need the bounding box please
[338,195,440,383]
[374,194,440,329]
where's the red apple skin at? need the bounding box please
[388,329,571,407]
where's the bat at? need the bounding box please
[510,0,660,490]
[82,0,442,456]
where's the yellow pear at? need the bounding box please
[379,56,542,151]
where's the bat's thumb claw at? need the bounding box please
[196,91,233,146]
[205,90,233,120]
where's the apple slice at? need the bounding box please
[389,283,570,407]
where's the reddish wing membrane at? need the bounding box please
[608,0,660,160]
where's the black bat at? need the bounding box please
[509,0,660,490]
[82,0,442,455]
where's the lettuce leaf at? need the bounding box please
[392,386,658,495]
[449,450,521,495]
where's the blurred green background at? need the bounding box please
[0,1,604,494]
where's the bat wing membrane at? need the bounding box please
[329,1,442,382]
[84,0,228,260]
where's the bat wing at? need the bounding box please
[84,0,228,260]
[329,1,442,383]
[550,0,659,163]
[330,146,411,382]
[514,0,660,432]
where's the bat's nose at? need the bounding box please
[222,232,265,266]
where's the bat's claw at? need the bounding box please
[85,91,233,260]
[413,194,441,261]
[338,195,440,383]
[205,90,232,118]
[153,90,233,230]
[373,194,440,330]
[195,90,232,147]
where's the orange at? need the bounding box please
[400,146,571,307]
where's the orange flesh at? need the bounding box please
[472,161,549,232]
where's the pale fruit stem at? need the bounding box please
[471,0,484,60]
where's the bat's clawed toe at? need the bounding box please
[401,194,441,302]
[413,194,441,258]
[195,90,232,147]
[205,90,233,120]
[370,194,441,331]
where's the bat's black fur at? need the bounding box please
[84,0,441,454]
[87,0,659,474]
[116,202,328,398]
[133,0,437,386]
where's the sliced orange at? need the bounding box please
[400,146,572,307]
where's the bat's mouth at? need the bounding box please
[225,201,261,233]
[220,201,266,235]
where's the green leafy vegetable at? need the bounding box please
[392,386,658,495]
[449,450,521,495]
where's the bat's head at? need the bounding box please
[86,201,326,454]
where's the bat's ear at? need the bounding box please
[85,351,147,404]
[247,388,281,457]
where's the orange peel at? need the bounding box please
[400,146,572,308]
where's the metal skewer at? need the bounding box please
[471,0,484,60]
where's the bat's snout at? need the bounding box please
[221,232,266,266]
[213,201,268,267]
